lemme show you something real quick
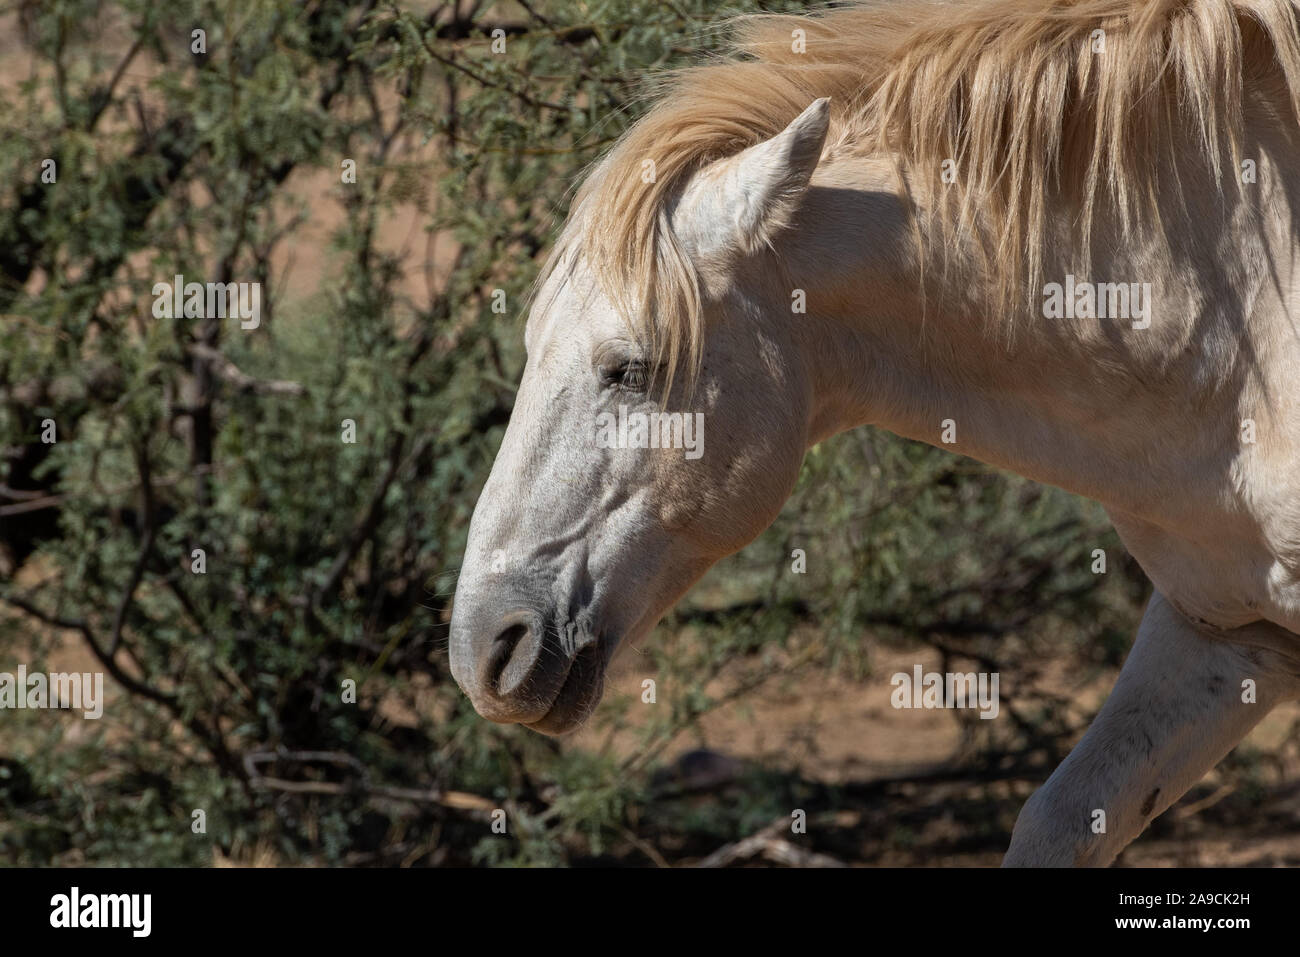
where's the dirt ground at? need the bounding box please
[15,613,1300,866]
[575,639,1300,867]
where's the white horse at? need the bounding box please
[449,0,1300,866]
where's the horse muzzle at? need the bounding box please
[449,603,611,735]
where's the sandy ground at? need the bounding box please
[573,637,1300,866]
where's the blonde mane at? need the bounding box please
[545,0,1300,386]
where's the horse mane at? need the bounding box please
[544,0,1300,387]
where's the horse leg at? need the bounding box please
[1003,589,1300,866]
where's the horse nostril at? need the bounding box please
[487,621,535,697]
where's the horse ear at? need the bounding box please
[674,97,830,259]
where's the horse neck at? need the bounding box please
[784,148,1274,520]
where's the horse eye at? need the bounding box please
[599,357,650,392]
[619,361,649,392]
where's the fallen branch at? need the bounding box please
[696,818,847,869]
[243,748,494,814]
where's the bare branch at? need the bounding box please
[696,818,847,869]
[186,344,307,396]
